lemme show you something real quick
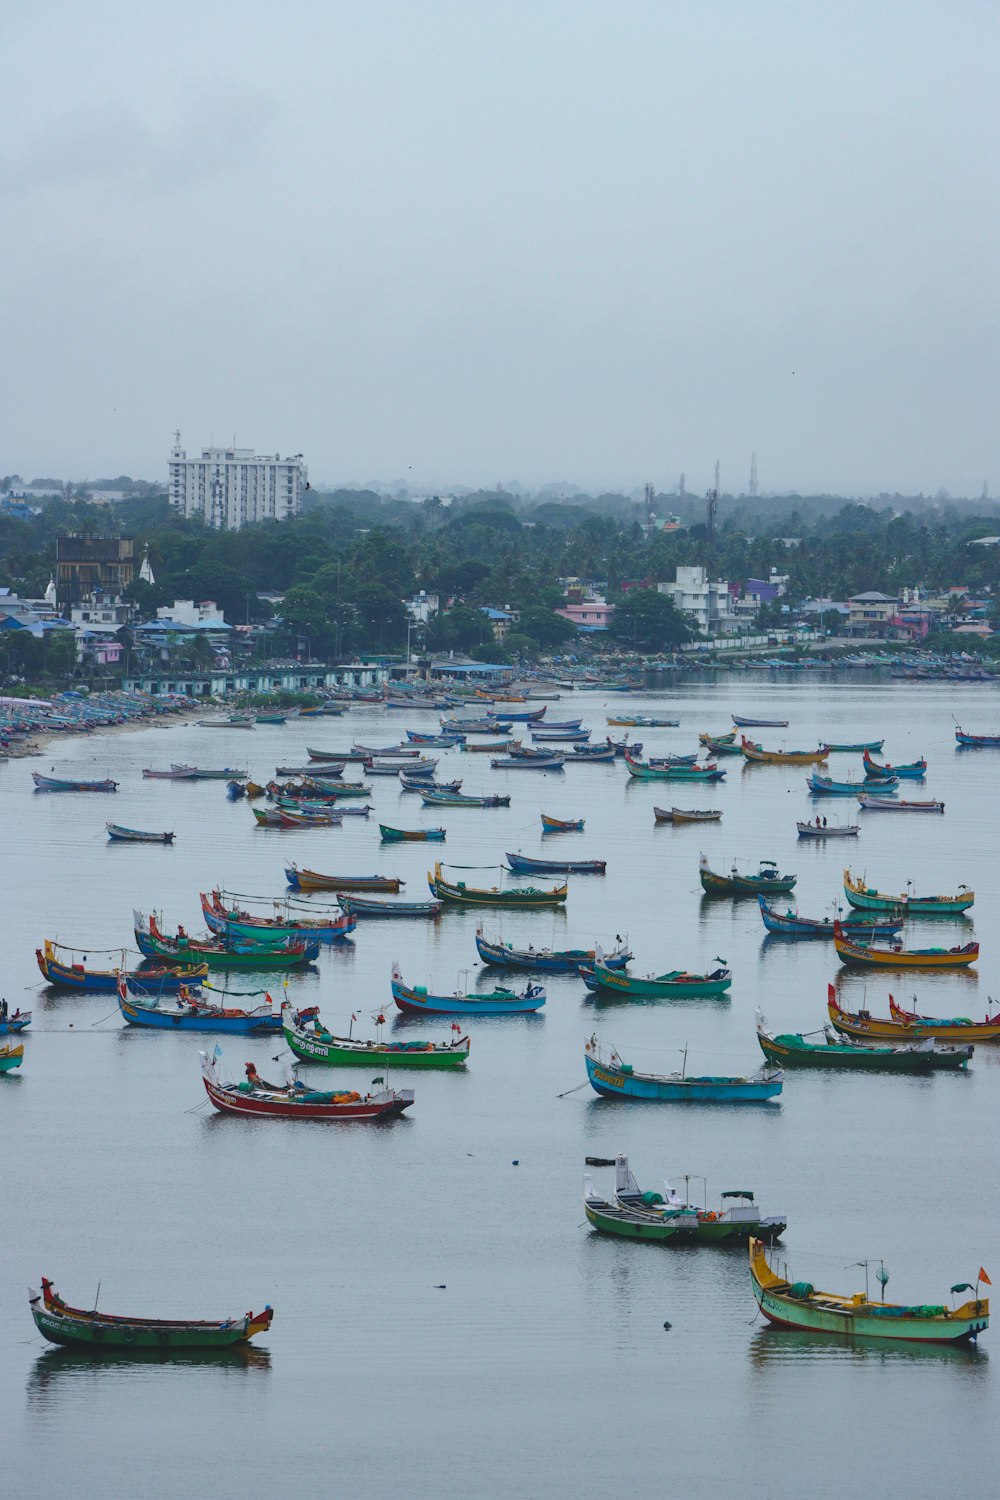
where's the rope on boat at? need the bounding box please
[556,1080,590,1098]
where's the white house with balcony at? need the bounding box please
[657,566,739,635]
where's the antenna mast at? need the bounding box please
[644,481,655,529]
[749,452,759,496]
[706,461,720,544]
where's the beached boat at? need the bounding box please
[857,794,945,813]
[821,739,885,752]
[654,807,721,823]
[428,861,568,907]
[863,749,927,779]
[475,927,631,973]
[584,1036,782,1102]
[584,1155,786,1244]
[505,851,606,875]
[116,979,281,1033]
[29,1277,274,1351]
[833,921,978,969]
[757,895,902,939]
[796,819,859,838]
[731,714,789,727]
[541,813,584,832]
[282,1004,470,1066]
[337,894,442,918]
[843,869,974,916]
[391,964,545,1015]
[749,1239,988,1344]
[625,750,725,782]
[0,1008,31,1034]
[580,954,732,998]
[955,727,1000,747]
[199,716,254,729]
[284,864,403,893]
[827,985,1000,1045]
[32,772,118,793]
[200,1051,414,1120]
[755,1011,972,1070]
[741,738,828,765]
[134,913,317,970]
[106,824,175,844]
[1,1041,24,1073]
[419,790,511,808]
[699,855,796,897]
[379,825,446,842]
[200,891,356,944]
[35,940,207,993]
[808,773,896,795]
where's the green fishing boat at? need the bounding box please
[584,1155,786,1244]
[134,913,315,971]
[30,1278,273,1351]
[282,1003,470,1068]
[427,861,568,908]
[755,1012,972,1071]
[579,953,732,998]
[843,869,974,916]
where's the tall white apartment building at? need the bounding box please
[168,433,307,529]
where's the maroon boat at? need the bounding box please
[199,1052,414,1120]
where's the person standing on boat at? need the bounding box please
[0,999,7,1020]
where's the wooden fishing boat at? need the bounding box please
[858,794,944,813]
[701,736,744,756]
[306,748,354,762]
[820,739,885,752]
[419,790,510,808]
[142,766,199,780]
[391,963,545,1015]
[0,1009,31,1034]
[134,914,317,970]
[282,1003,469,1067]
[337,894,442,918]
[106,824,175,844]
[584,1155,786,1244]
[741,738,828,765]
[654,807,721,823]
[731,714,788,727]
[32,772,118,793]
[541,812,584,832]
[755,1011,973,1070]
[647,752,698,767]
[491,754,565,770]
[699,855,796,896]
[833,922,978,969]
[584,1036,782,1102]
[607,715,680,727]
[285,864,404,893]
[757,895,902,940]
[569,743,616,761]
[399,773,462,793]
[530,729,590,743]
[458,739,512,753]
[505,851,606,875]
[442,719,511,734]
[253,806,342,828]
[200,1051,414,1119]
[117,979,282,1033]
[749,1239,988,1344]
[352,743,422,757]
[0,1041,24,1073]
[827,985,1000,1044]
[796,820,859,838]
[496,706,547,722]
[427,861,568,907]
[843,869,974,916]
[379,825,446,842]
[863,749,927,779]
[36,940,207,993]
[955,727,1000,747]
[200,891,356,943]
[174,766,247,780]
[474,926,631,973]
[699,729,736,746]
[404,731,466,746]
[255,712,287,724]
[808,773,896,795]
[244,781,267,797]
[580,954,731,998]
[29,1277,274,1351]
[199,717,255,729]
[624,750,725,782]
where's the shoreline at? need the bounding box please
[3,704,206,762]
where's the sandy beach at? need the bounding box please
[3,702,206,760]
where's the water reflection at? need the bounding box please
[27,1344,271,1405]
[747,1325,989,1371]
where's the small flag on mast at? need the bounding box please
[980,1268,992,1286]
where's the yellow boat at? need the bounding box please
[833,922,979,969]
[741,737,829,765]
[827,985,1000,1043]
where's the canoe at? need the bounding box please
[391,963,545,1015]
[654,807,721,823]
[833,921,978,969]
[428,861,568,907]
[200,891,356,943]
[699,855,796,896]
[134,914,317,970]
[380,825,446,842]
[820,740,885,752]
[36,941,208,993]
[283,1003,469,1066]
[117,981,282,1034]
[843,869,974,916]
[0,1010,31,1034]
[541,813,584,832]
[419,791,510,808]
[955,727,1000,747]
[474,926,631,973]
[490,755,565,770]
[796,820,859,838]
[285,864,403,893]
[808,773,896,795]
[584,1155,786,1244]
[107,824,175,844]
[29,1278,274,1351]
[0,1041,24,1073]
[625,750,725,782]
[863,749,927,779]
[584,1037,782,1102]
[200,1051,414,1119]
[741,738,828,765]
[32,773,118,793]
[337,894,442,918]
[505,852,606,875]
[827,985,1000,1044]
[755,1012,973,1070]
[757,895,902,939]
[731,714,788,727]
[580,956,732,998]
[750,1239,988,1344]
[858,795,945,813]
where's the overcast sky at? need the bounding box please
[2,1,996,496]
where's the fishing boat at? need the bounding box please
[654,807,721,823]
[833,922,978,969]
[530,729,591,743]
[106,824,175,844]
[755,1011,973,1070]
[796,820,859,838]
[404,731,466,746]
[199,716,255,729]
[0,1009,31,1034]
[584,1036,782,1102]
[496,706,547,722]
[843,869,974,916]
[647,752,699,767]
[442,719,511,735]
[36,940,207,993]
[255,713,287,725]
[200,1051,414,1120]
[142,766,199,780]
[749,1239,988,1344]
[29,1277,274,1351]
[858,794,944,813]
[285,865,404,893]
[624,750,725,782]
[827,985,1000,1044]
[757,895,902,940]
[569,743,616,761]
[541,813,584,832]
[282,1004,470,1067]
[701,736,744,756]
[458,739,512,753]
[863,749,927,779]
[505,851,606,875]
[428,861,568,907]
[955,727,1000,747]
[200,891,356,944]
[253,806,342,828]
[491,754,565,770]
[117,979,282,1033]
[583,1155,786,1244]
[379,825,446,842]
[699,855,796,897]
[820,739,885,753]
[32,772,118,793]
[699,730,736,746]
[0,1041,24,1073]
[352,743,423,757]
[607,716,680,728]
[419,790,510,808]
[731,714,788,727]
[391,963,545,1015]
[174,766,247,780]
[741,738,829,765]
[808,773,896,795]
[134,914,317,971]
[580,953,732,998]
[474,927,631,973]
[337,894,442,919]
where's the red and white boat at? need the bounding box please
[199,1052,414,1120]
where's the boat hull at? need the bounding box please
[30,1301,270,1351]
[391,976,544,1015]
[283,1021,470,1067]
[584,1051,781,1102]
[580,966,732,998]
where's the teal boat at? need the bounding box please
[584,1037,782,1102]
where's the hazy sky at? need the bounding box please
[2,1,997,495]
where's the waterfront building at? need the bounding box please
[168,433,307,529]
[657,566,739,635]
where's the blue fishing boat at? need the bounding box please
[569,743,616,762]
[757,895,904,939]
[32,772,118,793]
[541,813,584,832]
[808,773,898,795]
[584,1037,782,1102]
[0,1009,31,1034]
[490,754,565,770]
[821,739,884,753]
[955,727,1000,748]
[116,979,281,1033]
[863,750,927,780]
[505,851,606,875]
[35,940,207,993]
[391,964,545,1015]
[475,926,631,973]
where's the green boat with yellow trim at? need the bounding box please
[281,1002,470,1068]
[427,861,567,908]
[29,1277,274,1351]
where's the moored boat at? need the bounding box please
[285,864,403,893]
[584,1036,782,1102]
[36,940,207,993]
[699,854,796,897]
[843,869,974,916]
[29,1277,274,1351]
[391,963,545,1015]
[820,739,885,752]
[337,894,442,918]
[584,1155,786,1244]
[858,794,944,812]
[757,895,903,939]
[200,890,356,944]
[796,819,859,838]
[134,913,317,970]
[755,1010,973,1070]
[33,772,118,793]
[833,921,979,969]
[0,1008,31,1034]
[731,714,789,727]
[654,806,721,823]
[741,738,828,765]
[142,766,199,780]
[490,754,565,770]
[474,926,631,973]
[505,851,606,875]
[625,750,725,782]
[282,1003,470,1066]
[607,715,680,727]
[827,984,1000,1044]
[863,749,927,779]
[0,1041,24,1073]
[200,1051,414,1119]
[809,772,896,795]
[540,812,584,832]
[580,953,732,998]
[428,861,568,907]
[380,824,446,842]
[955,727,1000,747]
[106,824,175,844]
[419,789,510,808]
[117,978,282,1033]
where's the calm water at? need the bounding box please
[5,678,1000,1499]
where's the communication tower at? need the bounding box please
[749,452,759,496]
[706,461,720,543]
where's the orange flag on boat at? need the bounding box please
[979,1268,992,1286]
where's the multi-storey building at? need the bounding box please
[55,536,135,609]
[168,433,307,529]
[657,565,739,635]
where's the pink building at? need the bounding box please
[554,601,615,630]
